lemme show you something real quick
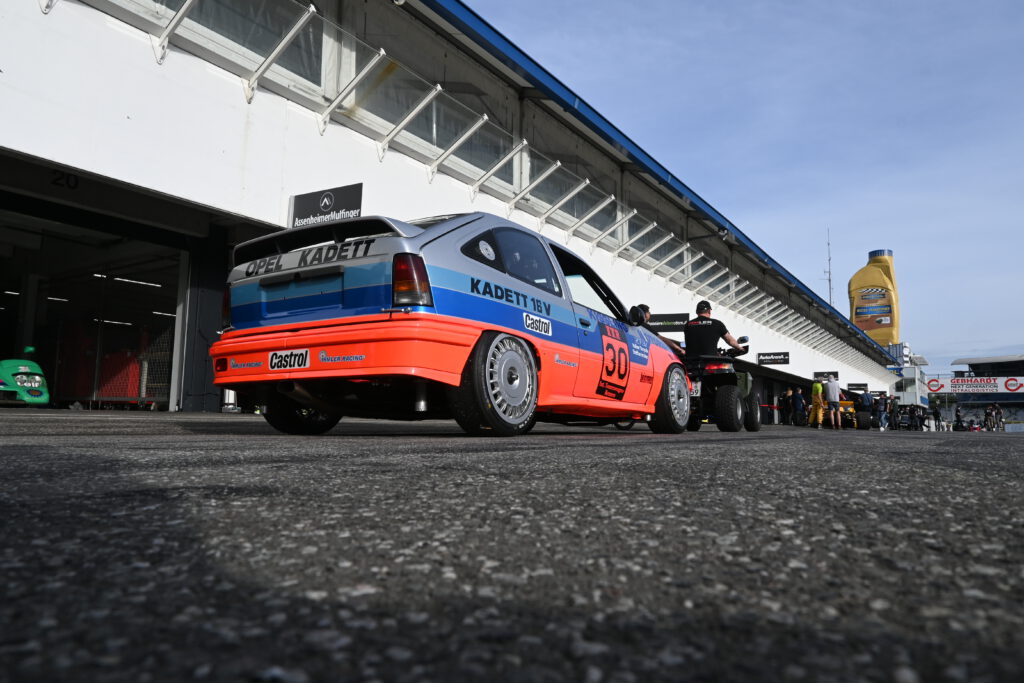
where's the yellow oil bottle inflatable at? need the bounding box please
[848,249,899,346]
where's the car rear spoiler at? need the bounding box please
[233,217,420,266]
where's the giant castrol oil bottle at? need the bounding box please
[848,249,899,346]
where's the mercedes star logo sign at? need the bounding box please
[319,192,335,212]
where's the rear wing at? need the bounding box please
[233,217,420,266]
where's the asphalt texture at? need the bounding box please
[1,411,1022,683]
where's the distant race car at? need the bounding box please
[210,212,691,436]
[0,347,50,407]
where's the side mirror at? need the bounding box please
[627,305,646,326]
[736,336,749,344]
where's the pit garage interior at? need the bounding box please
[0,153,265,411]
[1,0,896,416]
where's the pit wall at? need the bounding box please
[0,2,893,393]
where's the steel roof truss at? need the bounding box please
[664,251,704,282]
[539,178,590,222]
[678,259,721,288]
[631,233,675,264]
[702,273,738,299]
[244,4,318,103]
[611,221,657,256]
[379,84,444,160]
[318,48,387,135]
[568,195,617,240]
[150,0,199,64]
[427,113,489,179]
[649,243,688,274]
[471,138,528,197]
[588,209,637,253]
[509,160,561,210]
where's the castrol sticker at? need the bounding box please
[268,349,311,370]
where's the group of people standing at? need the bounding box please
[779,381,945,432]
[779,375,848,430]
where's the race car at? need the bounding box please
[209,212,691,436]
[0,347,50,407]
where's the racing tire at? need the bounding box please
[715,384,744,432]
[856,411,872,430]
[614,420,636,431]
[262,394,341,435]
[743,392,762,432]
[649,364,690,434]
[449,332,538,437]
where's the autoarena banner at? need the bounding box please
[757,352,789,365]
[925,377,1024,394]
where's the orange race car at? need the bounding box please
[210,212,691,436]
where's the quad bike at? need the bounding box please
[684,336,761,432]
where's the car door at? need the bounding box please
[549,245,653,405]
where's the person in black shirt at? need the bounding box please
[681,300,746,357]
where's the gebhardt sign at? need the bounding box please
[925,377,1024,394]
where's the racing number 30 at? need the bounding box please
[596,323,630,400]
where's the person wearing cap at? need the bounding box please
[681,300,746,358]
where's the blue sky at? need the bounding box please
[463,0,1024,375]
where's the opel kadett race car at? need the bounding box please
[209,213,691,436]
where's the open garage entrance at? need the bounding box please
[1,209,181,409]
[1,153,270,411]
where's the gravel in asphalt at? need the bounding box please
[1,411,1021,682]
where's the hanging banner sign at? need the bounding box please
[925,377,1024,394]
[847,383,868,392]
[757,352,790,365]
[290,183,363,228]
[814,371,839,381]
[647,313,690,333]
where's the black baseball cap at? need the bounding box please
[696,300,712,313]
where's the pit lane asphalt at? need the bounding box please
[1,411,1021,683]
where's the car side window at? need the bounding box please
[493,228,562,296]
[550,244,627,321]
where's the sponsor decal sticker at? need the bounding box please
[479,240,496,261]
[268,349,310,370]
[319,351,365,363]
[470,278,552,315]
[639,373,654,385]
[523,312,552,336]
[596,323,630,400]
[230,359,263,369]
[553,354,578,368]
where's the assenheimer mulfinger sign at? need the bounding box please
[289,183,363,229]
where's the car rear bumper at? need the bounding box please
[210,314,480,389]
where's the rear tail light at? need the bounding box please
[392,254,433,307]
[704,362,732,372]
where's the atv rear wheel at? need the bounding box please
[743,391,762,432]
[715,384,744,432]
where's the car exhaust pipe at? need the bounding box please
[277,381,338,414]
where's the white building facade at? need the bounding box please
[0,0,895,413]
